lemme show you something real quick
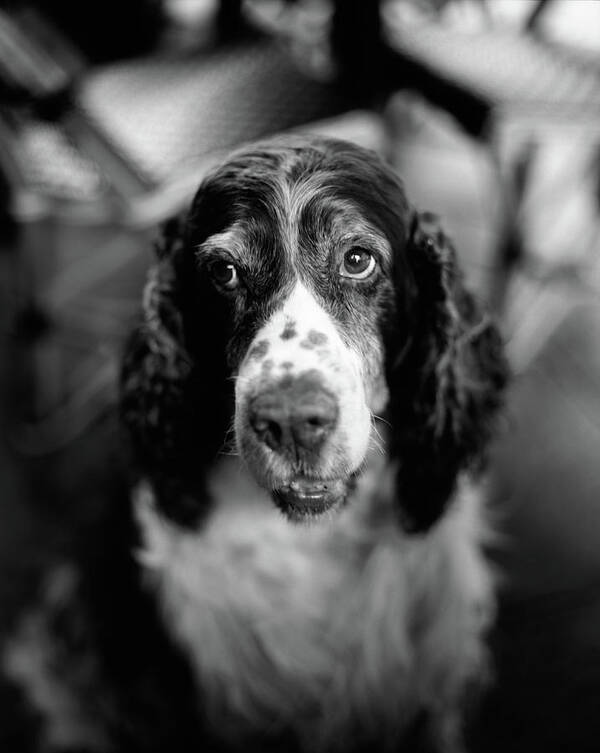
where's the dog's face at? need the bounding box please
[122,135,506,531]
[188,138,409,519]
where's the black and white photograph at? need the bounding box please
[1,1,599,751]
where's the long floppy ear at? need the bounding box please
[387,211,508,533]
[120,213,231,525]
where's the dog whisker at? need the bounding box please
[107,134,508,753]
[371,413,392,429]
[368,432,386,456]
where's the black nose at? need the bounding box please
[248,372,338,455]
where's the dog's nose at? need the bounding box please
[249,373,338,454]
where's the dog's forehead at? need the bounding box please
[199,196,387,254]
[193,147,402,268]
[190,138,410,248]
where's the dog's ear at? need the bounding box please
[120,213,230,525]
[387,211,508,533]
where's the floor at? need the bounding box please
[1,89,600,752]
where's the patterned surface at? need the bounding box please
[16,121,104,202]
[2,71,600,753]
[383,4,600,114]
[76,41,351,189]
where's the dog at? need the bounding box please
[3,135,508,753]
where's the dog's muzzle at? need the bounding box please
[247,371,346,516]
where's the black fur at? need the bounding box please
[4,136,509,753]
[386,211,508,532]
[120,215,232,525]
[120,137,508,532]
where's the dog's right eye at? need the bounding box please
[209,260,239,291]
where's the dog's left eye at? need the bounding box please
[339,248,376,280]
[209,260,239,291]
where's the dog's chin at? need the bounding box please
[271,478,350,521]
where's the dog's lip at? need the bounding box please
[286,478,334,496]
[272,477,347,518]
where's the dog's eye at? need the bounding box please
[209,260,239,291]
[339,248,376,280]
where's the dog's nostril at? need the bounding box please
[293,417,331,448]
[252,418,269,433]
[250,416,283,451]
[294,404,336,434]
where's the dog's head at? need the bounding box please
[121,136,507,529]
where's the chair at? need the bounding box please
[0,3,377,451]
[379,0,600,313]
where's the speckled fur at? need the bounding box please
[3,135,507,753]
[136,451,495,753]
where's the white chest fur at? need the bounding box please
[135,459,494,752]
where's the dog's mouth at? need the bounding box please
[272,477,350,520]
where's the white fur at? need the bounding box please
[235,281,373,486]
[2,455,495,753]
[136,450,495,752]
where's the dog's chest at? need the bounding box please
[135,461,427,745]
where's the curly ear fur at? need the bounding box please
[120,214,231,525]
[120,164,507,534]
[387,211,508,533]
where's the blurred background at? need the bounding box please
[0,0,599,750]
